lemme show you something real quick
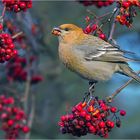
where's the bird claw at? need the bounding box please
[88,81,97,99]
[106,96,113,103]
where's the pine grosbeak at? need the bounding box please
[52,24,140,83]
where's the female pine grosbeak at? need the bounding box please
[52,24,140,83]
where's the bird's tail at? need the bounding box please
[118,64,140,83]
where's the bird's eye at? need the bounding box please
[64,28,69,31]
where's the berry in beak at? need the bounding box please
[52,27,61,36]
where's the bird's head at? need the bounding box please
[52,24,84,44]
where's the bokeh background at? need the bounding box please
[3,1,140,139]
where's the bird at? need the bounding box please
[52,24,140,89]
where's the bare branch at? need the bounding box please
[108,8,119,41]
[12,32,23,39]
[107,71,140,103]
[23,52,31,114]
[25,94,35,139]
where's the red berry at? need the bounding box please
[13,50,18,55]
[89,125,96,133]
[6,38,12,44]
[110,107,117,113]
[85,114,91,121]
[84,25,92,34]
[76,105,83,111]
[0,24,3,31]
[1,113,8,119]
[8,43,15,49]
[80,110,87,117]
[20,2,26,9]
[110,121,115,128]
[1,48,6,54]
[91,24,97,32]
[61,116,66,121]
[6,48,12,54]
[99,33,106,40]
[79,120,84,126]
[99,121,105,128]
[7,119,14,127]
[106,120,112,127]
[58,121,64,127]
[87,105,94,112]
[86,122,92,127]
[122,1,131,8]
[22,126,30,133]
[120,110,126,116]
[5,55,11,61]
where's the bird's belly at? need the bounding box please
[76,61,116,81]
[61,55,115,81]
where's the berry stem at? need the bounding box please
[107,70,140,103]
[12,32,23,39]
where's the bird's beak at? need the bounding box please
[52,27,61,36]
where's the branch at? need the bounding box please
[25,94,35,139]
[23,52,31,114]
[107,71,140,103]
[0,5,6,20]
[108,7,119,41]
[12,32,23,39]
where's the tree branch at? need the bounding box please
[107,71,140,103]
[12,32,23,39]
[25,94,35,139]
[108,7,119,41]
[23,52,31,114]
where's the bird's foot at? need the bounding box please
[87,81,97,105]
[106,95,113,103]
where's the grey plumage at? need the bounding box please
[74,35,140,83]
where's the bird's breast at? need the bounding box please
[59,44,80,72]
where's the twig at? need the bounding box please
[0,6,6,20]
[107,71,140,103]
[24,52,31,114]
[86,9,112,20]
[0,85,20,99]
[25,94,35,139]
[12,32,23,39]
[108,7,119,41]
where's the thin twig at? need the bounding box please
[12,32,23,39]
[108,7,119,41]
[0,6,6,20]
[107,71,140,103]
[24,52,31,114]
[25,94,35,139]
[0,85,20,99]
[86,9,112,20]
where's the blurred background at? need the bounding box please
[1,1,140,139]
[30,1,140,139]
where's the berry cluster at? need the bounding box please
[58,97,126,138]
[2,0,32,13]
[6,56,43,84]
[116,0,140,27]
[78,0,114,7]
[83,24,106,40]
[0,95,29,139]
[0,33,17,63]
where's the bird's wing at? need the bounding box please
[75,36,138,63]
